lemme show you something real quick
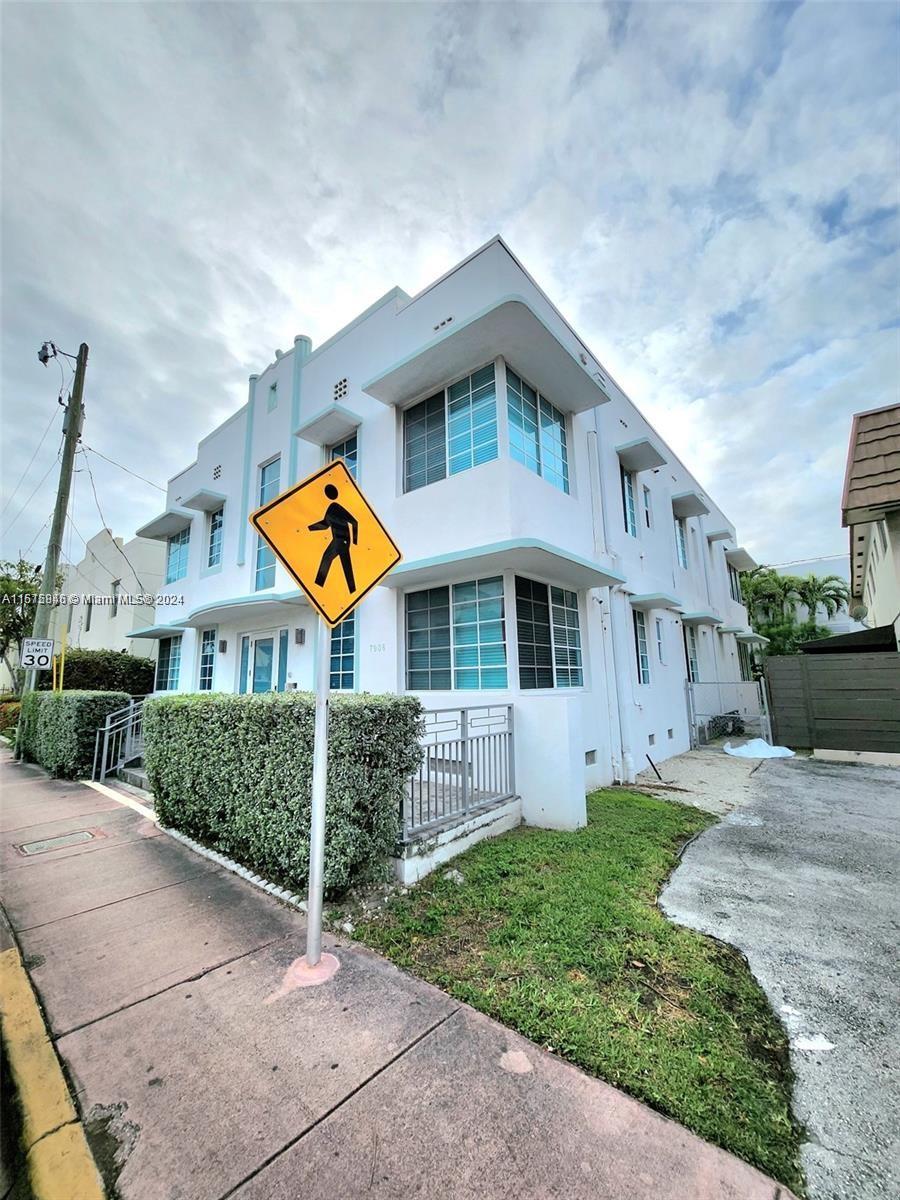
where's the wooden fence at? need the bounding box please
[766,652,900,752]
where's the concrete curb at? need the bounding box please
[0,921,105,1200]
[157,828,309,914]
[84,778,309,914]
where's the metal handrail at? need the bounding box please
[92,698,145,782]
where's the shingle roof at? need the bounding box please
[841,402,900,527]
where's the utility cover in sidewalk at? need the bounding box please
[250,458,402,627]
[18,830,96,856]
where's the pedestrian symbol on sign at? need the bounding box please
[309,484,359,593]
[250,458,400,627]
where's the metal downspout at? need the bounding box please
[588,428,632,784]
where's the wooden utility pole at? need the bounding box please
[17,344,88,740]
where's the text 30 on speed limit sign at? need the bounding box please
[21,639,54,670]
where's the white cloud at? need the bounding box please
[1,0,897,565]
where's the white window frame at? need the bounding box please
[674,516,688,568]
[207,507,224,569]
[684,625,700,682]
[633,610,650,684]
[642,485,653,530]
[622,467,638,537]
[655,617,665,663]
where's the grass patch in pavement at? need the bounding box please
[355,789,804,1195]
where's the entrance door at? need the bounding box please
[250,636,274,692]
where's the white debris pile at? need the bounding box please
[723,738,795,759]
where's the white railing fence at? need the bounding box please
[403,704,516,840]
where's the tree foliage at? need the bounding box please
[0,559,62,693]
[741,567,850,655]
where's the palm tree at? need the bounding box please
[795,574,850,621]
[741,568,803,627]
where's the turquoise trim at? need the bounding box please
[362,293,608,408]
[237,376,258,566]
[289,336,309,485]
[185,589,306,625]
[681,611,723,625]
[388,538,626,585]
[304,288,408,366]
[278,627,288,691]
[628,593,683,609]
[127,623,188,639]
[293,402,362,443]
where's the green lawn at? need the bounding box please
[355,790,804,1194]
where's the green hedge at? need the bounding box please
[144,692,424,896]
[37,648,154,695]
[20,690,131,778]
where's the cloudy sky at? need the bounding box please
[2,1,897,569]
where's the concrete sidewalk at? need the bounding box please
[0,750,794,1200]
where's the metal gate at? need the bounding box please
[685,679,771,749]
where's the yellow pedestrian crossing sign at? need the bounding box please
[250,459,401,627]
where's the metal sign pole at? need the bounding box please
[305,617,331,967]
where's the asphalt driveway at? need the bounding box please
[662,756,900,1200]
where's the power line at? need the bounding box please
[81,444,166,493]
[3,434,65,538]
[1,405,62,519]
[24,513,52,559]
[64,517,132,588]
[79,448,149,593]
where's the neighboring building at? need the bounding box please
[842,403,900,631]
[133,237,758,828]
[49,528,166,657]
[770,555,864,636]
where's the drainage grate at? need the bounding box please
[18,830,96,856]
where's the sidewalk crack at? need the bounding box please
[216,1006,461,1200]
[18,865,224,933]
[26,1116,77,1151]
[53,937,289,1040]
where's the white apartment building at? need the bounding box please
[133,238,758,830]
[50,528,165,655]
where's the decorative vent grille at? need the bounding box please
[432,315,454,332]
[333,378,349,401]
[213,464,222,480]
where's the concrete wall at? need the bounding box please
[49,529,165,658]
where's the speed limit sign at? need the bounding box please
[21,638,54,670]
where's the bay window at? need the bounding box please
[403,365,497,493]
[507,368,569,493]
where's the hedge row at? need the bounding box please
[20,690,131,778]
[144,692,424,896]
[36,648,154,695]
